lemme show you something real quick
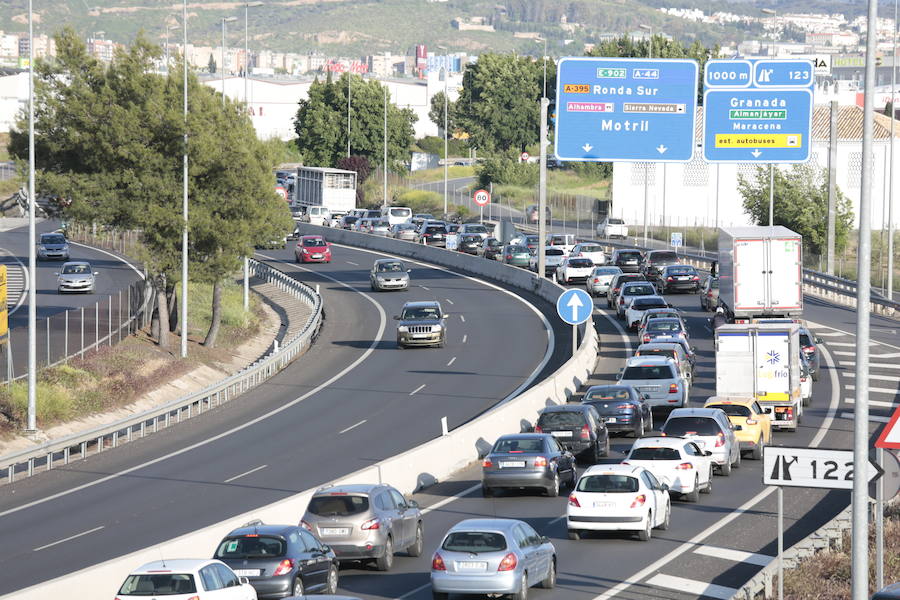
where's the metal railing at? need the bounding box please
[0,258,322,484]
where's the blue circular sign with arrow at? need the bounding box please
[556,288,593,325]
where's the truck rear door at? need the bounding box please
[715,332,756,397]
[733,239,768,312]
[754,331,792,402]
[767,237,802,312]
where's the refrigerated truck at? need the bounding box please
[717,226,803,322]
[715,323,803,432]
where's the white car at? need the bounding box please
[624,295,669,330]
[555,257,595,285]
[637,308,685,339]
[529,246,567,275]
[586,266,622,297]
[597,217,629,239]
[457,223,490,241]
[116,559,258,600]
[547,233,576,254]
[624,436,714,502]
[570,242,607,265]
[567,464,671,541]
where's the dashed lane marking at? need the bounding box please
[339,420,367,434]
[840,412,891,423]
[644,574,737,600]
[844,384,899,394]
[409,384,426,396]
[844,398,896,408]
[692,545,773,567]
[224,464,267,483]
[840,372,900,382]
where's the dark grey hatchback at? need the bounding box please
[481,433,577,497]
[213,523,339,598]
[535,404,609,463]
[581,384,653,437]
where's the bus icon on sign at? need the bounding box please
[787,135,799,146]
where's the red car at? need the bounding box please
[295,235,332,263]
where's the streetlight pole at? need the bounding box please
[889,0,897,301]
[534,38,548,99]
[639,24,652,246]
[762,8,777,228]
[347,73,351,158]
[244,3,262,106]
[165,23,179,73]
[26,0,36,432]
[436,45,450,217]
[383,85,388,209]
[221,16,237,107]
[181,0,189,359]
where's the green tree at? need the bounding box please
[738,164,854,257]
[293,73,416,171]
[428,91,456,136]
[208,54,216,74]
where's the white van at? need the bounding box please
[383,206,413,226]
[303,206,332,227]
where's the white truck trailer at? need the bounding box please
[715,322,803,432]
[291,166,357,225]
[717,226,803,322]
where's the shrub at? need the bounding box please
[476,156,538,188]
[395,189,444,215]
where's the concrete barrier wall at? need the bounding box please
[10,226,598,600]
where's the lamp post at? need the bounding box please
[25,0,36,432]
[383,85,388,209]
[534,38,548,99]
[437,45,450,217]
[889,0,897,302]
[165,23,180,73]
[244,2,262,106]
[639,24,652,246]
[181,0,189,359]
[221,16,237,107]
[347,72,351,158]
[762,8,777,228]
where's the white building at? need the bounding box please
[610,104,900,231]
[0,71,27,132]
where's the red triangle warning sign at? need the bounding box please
[876,405,900,449]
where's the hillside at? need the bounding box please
[0,0,842,58]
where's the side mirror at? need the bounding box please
[705,450,713,456]
[815,337,822,344]
[94,271,99,276]
[407,268,412,273]
[407,499,419,509]
[239,577,250,585]
[734,425,743,431]
[660,483,670,492]
[442,315,448,320]
[393,315,400,320]
[763,407,773,414]
[53,272,59,276]
[321,544,331,553]
[541,535,551,544]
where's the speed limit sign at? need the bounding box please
[473,189,491,207]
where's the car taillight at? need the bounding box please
[533,456,548,467]
[361,518,381,530]
[498,553,518,571]
[630,494,646,508]
[580,425,591,440]
[568,493,581,507]
[745,418,758,425]
[707,291,714,297]
[692,276,700,281]
[668,383,678,394]
[801,376,807,382]
[300,520,312,531]
[715,433,725,447]
[617,404,633,410]
[273,559,294,576]
[506,254,512,259]
[593,277,601,283]
[534,425,543,433]
[432,552,446,571]
[786,407,794,419]
[675,462,693,470]
[643,335,651,343]
[803,346,815,353]
[482,459,493,468]
[667,277,675,281]
[619,297,625,305]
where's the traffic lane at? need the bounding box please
[805,295,900,350]
[0,243,557,593]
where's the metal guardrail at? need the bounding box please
[0,258,322,484]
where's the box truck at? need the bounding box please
[715,323,803,432]
[291,166,357,225]
[717,226,803,322]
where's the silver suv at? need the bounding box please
[660,408,741,475]
[300,484,423,571]
[396,301,447,348]
[616,355,687,408]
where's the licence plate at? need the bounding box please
[232,569,261,577]
[638,386,659,392]
[321,527,350,536]
[677,276,689,280]
[605,417,616,424]
[551,431,573,438]
[412,333,429,339]
[457,561,487,571]
[499,460,526,468]
[311,253,322,258]
[593,502,614,509]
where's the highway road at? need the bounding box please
[0,220,145,378]
[0,243,566,595]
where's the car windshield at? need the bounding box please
[663,417,722,436]
[629,447,680,460]
[465,225,488,233]
[707,404,752,418]
[402,306,441,320]
[303,238,325,247]
[637,349,676,361]
[488,239,502,247]
[580,245,603,253]
[508,246,528,254]
[390,208,411,217]
[215,535,287,559]
[622,365,674,380]
[623,285,655,296]
[568,259,594,268]
[62,264,90,274]
[609,218,625,224]
[343,216,358,224]
[646,311,678,320]
[461,235,480,243]
[425,226,446,234]
[396,224,414,230]
[118,574,197,596]
[799,333,813,347]
[666,267,696,275]
[550,237,569,245]
[584,387,630,401]
[618,252,642,261]
[447,224,460,232]
[632,298,667,309]
[307,494,370,517]
[538,411,586,428]
[647,321,683,332]
[525,236,539,244]
[594,267,620,275]
[493,438,545,453]
[546,248,564,256]
[41,234,66,244]
[442,531,507,553]
[576,474,639,493]
[373,221,389,228]
[650,252,679,263]
[377,262,404,273]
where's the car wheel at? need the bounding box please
[634,416,644,438]
[657,502,671,530]
[375,536,394,571]
[407,523,424,557]
[684,476,700,503]
[432,592,449,600]
[593,443,603,464]
[397,340,405,349]
[545,472,560,497]
[325,564,338,594]
[719,460,732,476]
[702,467,714,494]
[732,448,741,469]
[510,572,529,600]
[370,282,376,291]
[539,558,557,589]
[291,577,304,596]
[637,513,652,541]
[481,484,493,498]
[568,529,581,541]
[568,468,578,488]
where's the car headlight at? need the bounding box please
[397,326,408,332]
[432,324,443,331]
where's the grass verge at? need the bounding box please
[406,165,475,183]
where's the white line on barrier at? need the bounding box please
[421,285,430,291]
[445,298,454,305]
[339,420,367,434]
[33,526,105,552]
[447,357,456,367]
[460,314,465,322]
[462,334,468,344]
[224,464,267,483]
[409,384,426,396]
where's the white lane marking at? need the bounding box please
[0,256,389,521]
[844,398,896,408]
[224,464,267,483]
[834,351,856,357]
[644,574,737,600]
[840,362,900,370]
[815,331,844,337]
[420,285,430,291]
[460,314,466,322]
[840,412,891,423]
[33,526,105,552]
[462,334,468,344]
[346,261,358,266]
[421,483,482,516]
[1,249,28,315]
[548,514,567,525]
[447,357,456,367]
[824,341,859,348]
[339,420,367,434]
[445,298,454,305]
[409,384,426,396]
[808,322,900,352]
[841,372,900,382]
[692,545,772,567]
[397,582,431,600]
[593,338,842,600]
[844,384,899,394]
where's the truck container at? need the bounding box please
[714,323,803,432]
[291,166,357,224]
[717,226,803,321]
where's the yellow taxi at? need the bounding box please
[703,396,772,460]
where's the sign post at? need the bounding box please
[0,265,7,346]
[670,231,683,250]
[556,288,593,357]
